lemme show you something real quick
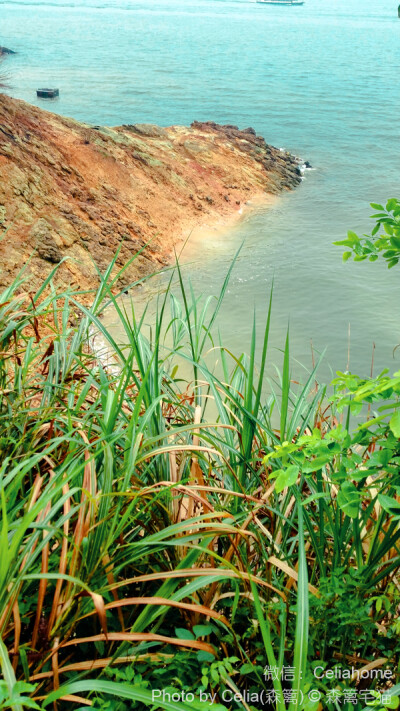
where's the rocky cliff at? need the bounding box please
[0,94,301,294]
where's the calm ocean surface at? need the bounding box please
[2,0,400,379]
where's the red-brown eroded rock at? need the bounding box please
[0,95,301,294]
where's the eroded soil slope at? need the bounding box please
[0,94,301,293]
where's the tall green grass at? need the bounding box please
[0,254,398,709]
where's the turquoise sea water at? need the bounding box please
[2,0,400,378]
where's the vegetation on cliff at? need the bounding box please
[0,202,399,710]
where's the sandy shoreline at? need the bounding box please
[174,192,279,263]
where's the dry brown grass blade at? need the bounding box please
[253,514,277,549]
[268,555,320,597]
[190,463,210,510]
[134,505,242,531]
[28,474,44,512]
[32,423,53,448]
[141,481,262,505]
[139,443,224,460]
[102,552,125,631]
[51,637,60,711]
[169,450,181,522]
[309,576,386,703]
[0,587,16,637]
[35,694,92,706]
[59,697,92,705]
[172,484,215,518]
[30,654,174,681]
[31,533,49,649]
[89,592,109,641]
[48,480,71,635]
[58,631,216,654]
[209,590,268,610]
[80,431,96,538]
[62,433,96,609]
[350,657,388,682]
[166,435,216,525]
[32,472,54,650]
[184,405,205,521]
[192,405,201,449]
[332,650,383,665]
[11,600,21,672]
[108,568,287,601]
[77,595,229,626]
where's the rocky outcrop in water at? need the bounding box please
[0,94,302,295]
[191,121,302,192]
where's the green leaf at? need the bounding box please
[280,329,290,442]
[197,651,215,663]
[43,680,197,711]
[275,465,299,493]
[240,663,255,674]
[301,492,329,506]
[337,481,360,518]
[193,624,213,638]
[210,667,219,683]
[385,695,400,709]
[8,698,42,710]
[378,494,400,519]
[288,499,309,711]
[389,410,400,438]
[386,198,398,212]
[174,628,195,640]
[0,639,23,711]
[248,579,284,710]
[347,230,360,245]
[343,251,352,262]
[333,239,354,247]
[370,203,385,211]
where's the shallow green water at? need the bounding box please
[2,0,400,378]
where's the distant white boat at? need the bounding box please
[256,0,304,5]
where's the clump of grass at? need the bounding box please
[0,252,399,709]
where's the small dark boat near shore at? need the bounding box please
[36,88,59,99]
